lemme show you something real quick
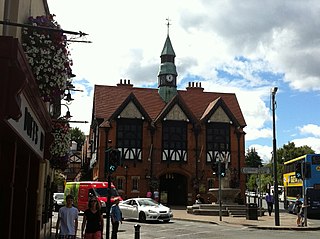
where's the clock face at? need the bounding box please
[166,74,173,82]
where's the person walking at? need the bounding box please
[294,194,303,226]
[153,189,159,202]
[81,196,104,239]
[146,190,152,198]
[55,194,79,239]
[265,192,274,216]
[110,198,122,239]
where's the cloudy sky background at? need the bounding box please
[48,0,320,163]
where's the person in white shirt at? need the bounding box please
[55,194,79,239]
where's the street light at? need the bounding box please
[271,86,280,226]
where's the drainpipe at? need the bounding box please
[149,123,155,178]
[194,124,200,193]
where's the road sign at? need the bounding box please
[259,167,271,174]
[241,167,259,174]
[241,167,271,174]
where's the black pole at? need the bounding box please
[106,174,111,239]
[218,160,222,221]
[272,87,280,226]
[134,224,141,239]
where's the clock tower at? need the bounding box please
[158,20,178,103]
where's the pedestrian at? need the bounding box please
[294,194,303,226]
[265,192,274,216]
[195,194,205,204]
[55,194,79,239]
[146,190,152,198]
[153,188,159,202]
[81,196,104,239]
[110,197,122,239]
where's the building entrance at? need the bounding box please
[159,173,187,206]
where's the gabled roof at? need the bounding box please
[155,94,197,124]
[93,84,246,127]
[178,89,246,126]
[200,97,240,126]
[110,92,152,122]
[93,85,165,121]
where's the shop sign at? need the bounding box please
[7,94,45,158]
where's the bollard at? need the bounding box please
[134,224,141,239]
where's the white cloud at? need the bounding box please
[48,0,320,156]
[298,124,320,137]
[292,137,320,154]
[247,144,273,164]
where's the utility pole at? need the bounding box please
[271,87,280,226]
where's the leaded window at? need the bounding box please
[206,123,230,163]
[117,118,142,161]
[162,120,187,162]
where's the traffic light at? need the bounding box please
[211,162,218,175]
[220,162,226,177]
[295,162,302,179]
[105,148,121,174]
[108,149,121,173]
[303,162,311,179]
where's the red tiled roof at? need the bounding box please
[94,85,246,127]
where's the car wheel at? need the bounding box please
[139,212,146,223]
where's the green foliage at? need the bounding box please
[246,142,315,192]
[245,148,263,167]
[70,127,86,151]
[276,142,314,164]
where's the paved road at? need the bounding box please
[51,212,320,239]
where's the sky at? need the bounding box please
[47,0,320,163]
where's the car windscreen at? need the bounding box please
[138,199,159,206]
[94,188,119,197]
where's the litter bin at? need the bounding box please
[246,203,258,220]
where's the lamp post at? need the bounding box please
[271,87,280,226]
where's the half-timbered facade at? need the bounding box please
[89,33,247,205]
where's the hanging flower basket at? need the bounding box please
[21,14,73,102]
[50,117,71,170]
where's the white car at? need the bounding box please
[53,193,64,212]
[119,198,173,223]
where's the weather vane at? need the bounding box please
[166,17,171,35]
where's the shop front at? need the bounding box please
[0,36,53,239]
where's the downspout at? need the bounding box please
[236,130,241,187]
[194,124,200,193]
[149,122,156,178]
[104,127,110,181]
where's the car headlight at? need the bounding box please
[148,210,157,213]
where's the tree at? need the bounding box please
[70,127,86,151]
[245,148,263,190]
[277,142,314,164]
[245,148,263,167]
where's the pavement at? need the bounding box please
[171,207,320,230]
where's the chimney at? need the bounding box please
[117,79,133,87]
[186,81,204,92]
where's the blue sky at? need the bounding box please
[48,0,320,163]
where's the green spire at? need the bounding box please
[161,35,176,57]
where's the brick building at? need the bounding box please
[88,33,247,205]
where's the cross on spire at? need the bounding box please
[166,17,171,35]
